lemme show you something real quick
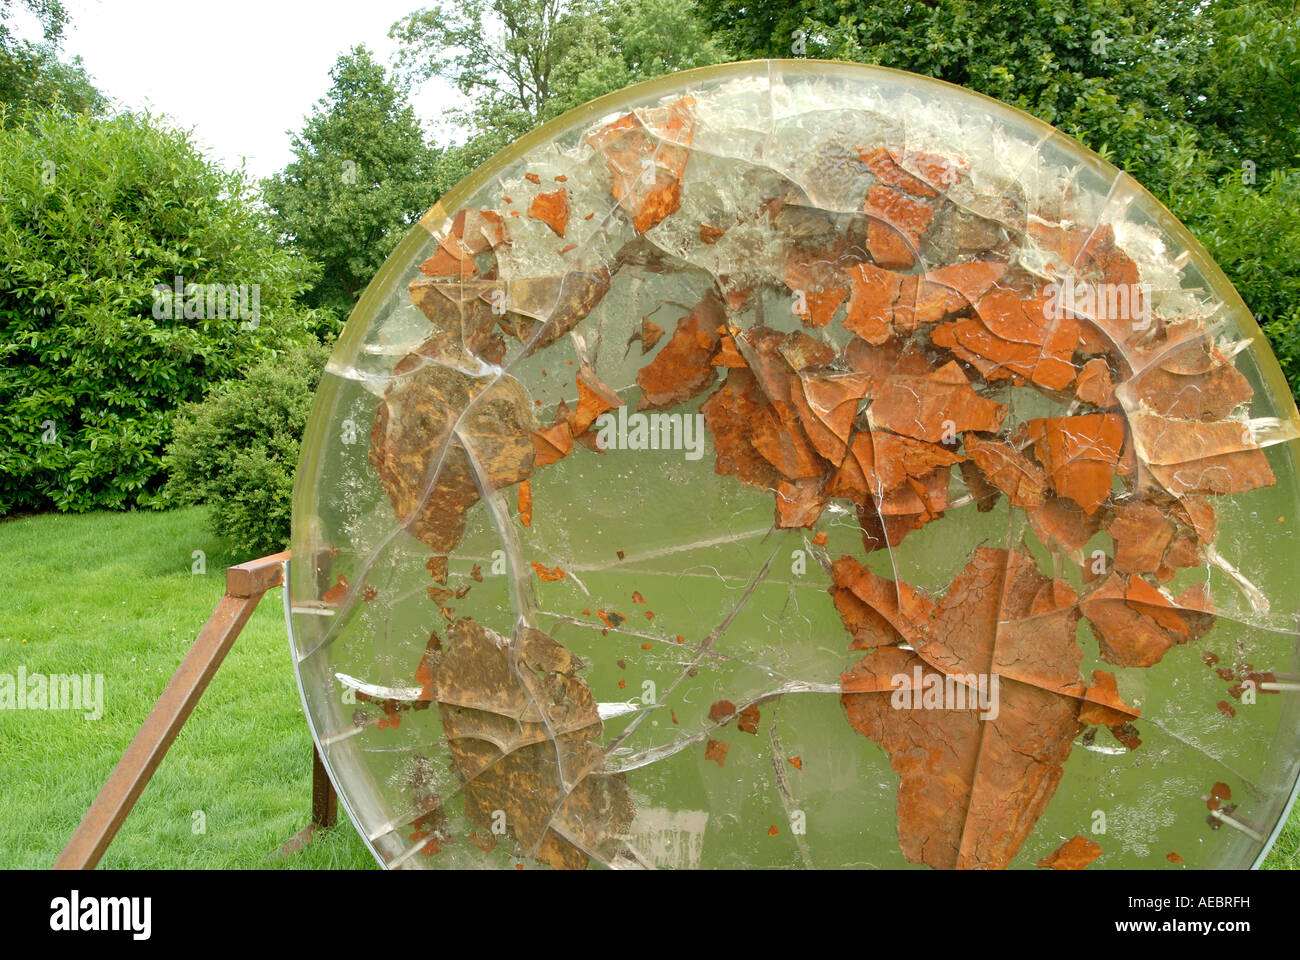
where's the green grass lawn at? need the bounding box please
[0,506,1296,869]
[0,507,375,869]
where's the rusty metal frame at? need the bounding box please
[52,550,337,870]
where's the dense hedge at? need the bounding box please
[0,107,324,513]
[164,338,331,558]
[1171,167,1300,395]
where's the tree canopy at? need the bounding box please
[262,45,447,319]
[0,0,103,118]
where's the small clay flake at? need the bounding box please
[1037,835,1103,870]
[316,66,1300,871]
[528,188,569,237]
[587,95,695,233]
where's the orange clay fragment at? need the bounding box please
[639,316,665,353]
[705,739,729,767]
[532,417,574,467]
[961,433,1047,507]
[420,237,478,280]
[530,561,564,582]
[527,188,569,237]
[700,223,725,244]
[791,372,872,464]
[321,574,349,606]
[636,294,723,410]
[569,364,623,436]
[586,96,696,233]
[420,209,505,279]
[857,146,939,198]
[1078,573,1214,667]
[842,641,1076,869]
[425,556,449,585]
[712,334,747,368]
[863,185,933,269]
[843,260,1006,345]
[1075,357,1116,407]
[1129,411,1276,497]
[858,147,964,197]
[1130,343,1253,421]
[1026,496,1104,552]
[841,430,964,498]
[830,555,934,649]
[518,480,533,527]
[709,700,737,723]
[776,476,830,528]
[596,609,626,628]
[932,286,1079,390]
[1077,670,1142,726]
[866,360,1006,443]
[702,368,783,493]
[1103,499,1181,575]
[797,287,849,329]
[1037,835,1103,870]
[751,404,823,480]
[1023,414,1125,514]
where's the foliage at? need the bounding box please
[0,107,322,514]
[1190,1,1300,181]
[1171,165,1300,394]
[542,0,730,117]
[262,46,447,319]
[390,0,728,174]
[0,0,104,118]
[696,0,1216,196]
[164,339,332,558]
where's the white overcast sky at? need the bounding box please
[18,0,466,180]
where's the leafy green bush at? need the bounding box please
[0,106,326,514]
[262,46,445,319]
[1171,167,1300,396]
[164,339,331,558]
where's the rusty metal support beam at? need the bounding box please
[311,743,338,829]
[52,551,290,870]
[275,745,339,860]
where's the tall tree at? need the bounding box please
[263,45,444,318]
[391,0,582,158]
[0,0,103,117]
[390,0,727,168]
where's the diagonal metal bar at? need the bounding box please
[52,551,290,870]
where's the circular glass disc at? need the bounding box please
[289,60,1300,870]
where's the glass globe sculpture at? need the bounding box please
[288,60,1300,870]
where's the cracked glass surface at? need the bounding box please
[288,60,1300,869]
